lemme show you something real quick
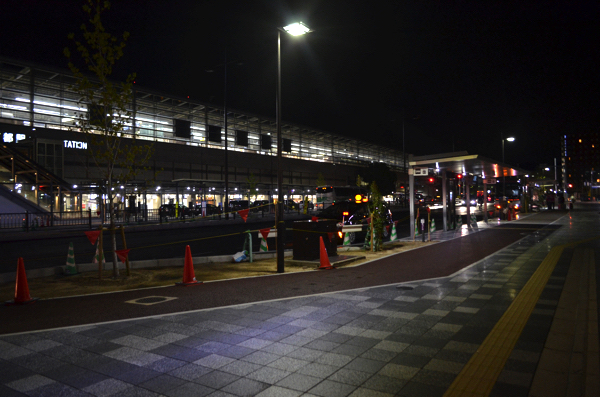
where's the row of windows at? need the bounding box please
[0,60,406,171]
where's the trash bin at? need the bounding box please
[293,220,338,261]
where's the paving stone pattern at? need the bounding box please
[0,222,572,396]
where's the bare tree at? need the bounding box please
[64,0,154,278]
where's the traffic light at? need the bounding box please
[456,174,463,180]
[428,177,435,184]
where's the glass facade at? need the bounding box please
[0,58,406,172]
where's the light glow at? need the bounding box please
[283,22,311,36]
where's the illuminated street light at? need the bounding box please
[502,135,515,198]
[283,22,311,36]
[276,22,312,273]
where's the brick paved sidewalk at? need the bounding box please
[0,208,597,397]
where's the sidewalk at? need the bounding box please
[0,206,597,397]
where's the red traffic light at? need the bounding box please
[456,174,462,179]
[428,177,434,183]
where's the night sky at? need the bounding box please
[2,0,599,171]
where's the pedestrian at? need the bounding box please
[546,192,555,210]
[558,194,565,210]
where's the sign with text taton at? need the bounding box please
[64,140,87,149]
[414,167,428,176]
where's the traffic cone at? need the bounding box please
[65,242,78,275]
[318,236,334,270]
[176,245,202,286]
[6,258,37,305]
[390,222,398,242]
[342,232,351,246]
[430,219,436,233]
[259,236,268,252]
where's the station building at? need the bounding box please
[0,58,408,214]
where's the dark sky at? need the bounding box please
[2,0,599,171]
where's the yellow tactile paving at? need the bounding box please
[444,245,565,397]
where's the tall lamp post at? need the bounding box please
[206,57,243,220]
[276,22,311,273]
[501,134,515,198]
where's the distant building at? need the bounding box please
[561,132,600,199]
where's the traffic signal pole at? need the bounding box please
[409,168,415,239]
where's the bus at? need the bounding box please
[315,186,368,209]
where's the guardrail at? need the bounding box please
[0,210,93,231]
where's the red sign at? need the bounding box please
[259,228,271,240]
[84,230,101,245]
[238,209,250,222]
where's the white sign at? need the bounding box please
[63,140,88,149]
[2,133,26,143]
[414,167,428,176]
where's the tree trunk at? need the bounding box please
[107,178,119,278]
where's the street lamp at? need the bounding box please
[206,57,243,220]
[276,22,311,273]
[502,135,515,198]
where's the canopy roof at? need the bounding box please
[409,151,527,178]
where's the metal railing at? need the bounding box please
[0,210,93,231]
[0,204,318,232]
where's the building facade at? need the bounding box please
[561,132,600,199]
[0,58,408,213]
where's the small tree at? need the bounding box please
[368,181,385,251]
[356,175,363,188]
[65,0,154,278]
[316,172,326,187]
[246,172,258,201]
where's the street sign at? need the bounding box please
[414,167,428,176]
[483,178,497,184]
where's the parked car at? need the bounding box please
[283,200,299,211]
[159,204,192,217]
[191,204,222,216]
[229,200,249,211]
[251,200,270,212]
[317,201,393,244]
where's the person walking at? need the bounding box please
[546,192,555,210]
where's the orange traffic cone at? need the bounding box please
[318,236,334,270]
[176,245,202,286]
[6,258,37,305]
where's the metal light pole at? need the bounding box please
[501,135,515,198]
[206,57,243,220]
[276,22,311,273]
[223,54,229,220]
